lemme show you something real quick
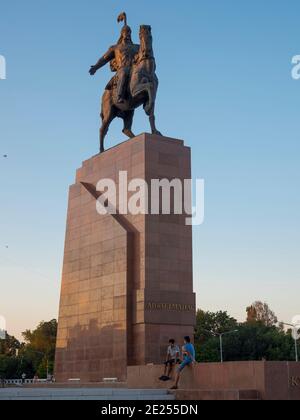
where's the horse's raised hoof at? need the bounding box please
[123,129,135,139]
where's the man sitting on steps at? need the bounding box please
[170,336,196,390]
[159,339,181,382]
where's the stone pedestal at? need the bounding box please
[127,362,300,401]
[55,134,196,383]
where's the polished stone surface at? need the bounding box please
[55,134,195,382]
[127,362,300,401]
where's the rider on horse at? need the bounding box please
[89,13,139,104]
[89,13,161,153]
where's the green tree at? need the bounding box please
[195,309,238,344]
[0,333,21,356]
[0,355,34,380]
[221,323,294,362]
[21,319,57,378]
[0,356,19,380]
[195,307,295,363]
[246,301,278,327]
[0,320,57,379]
[195,310,238,362]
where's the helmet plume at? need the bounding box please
[117,12,127,27]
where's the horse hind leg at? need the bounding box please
[122,110,135,139]
[143,88,162,136]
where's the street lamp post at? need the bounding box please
[204,329,238,363]
[219,334,224,363]
[282,322,300,362]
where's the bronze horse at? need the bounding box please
[99,25,162,153]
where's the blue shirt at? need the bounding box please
[184,343,195,361]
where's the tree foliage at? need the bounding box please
[246,301,278,327]
[22,319,57,359]
[0,320,57,379]
[0,333,21,357]
[196,304,296,363]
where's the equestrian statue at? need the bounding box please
[89,12,162,153]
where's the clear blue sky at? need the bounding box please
[0,0,299,339]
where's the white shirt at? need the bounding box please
[167,345,180,360]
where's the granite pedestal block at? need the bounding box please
[55,134,196,382]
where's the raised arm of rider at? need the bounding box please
[93,47,115,70]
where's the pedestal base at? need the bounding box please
[55,134,195,382]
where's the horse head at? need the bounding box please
[138,25,154,60]
[130,24,157,110]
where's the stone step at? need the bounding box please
[173,389,261,401]
[0,388,175,401]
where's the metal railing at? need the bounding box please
[4,379,48,385]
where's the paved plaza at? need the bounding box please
[0,387,174,401]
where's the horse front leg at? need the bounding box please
[100,93,116,153]
[122,110,136,139]
[100,113,115,153]
[148,108,162,136]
